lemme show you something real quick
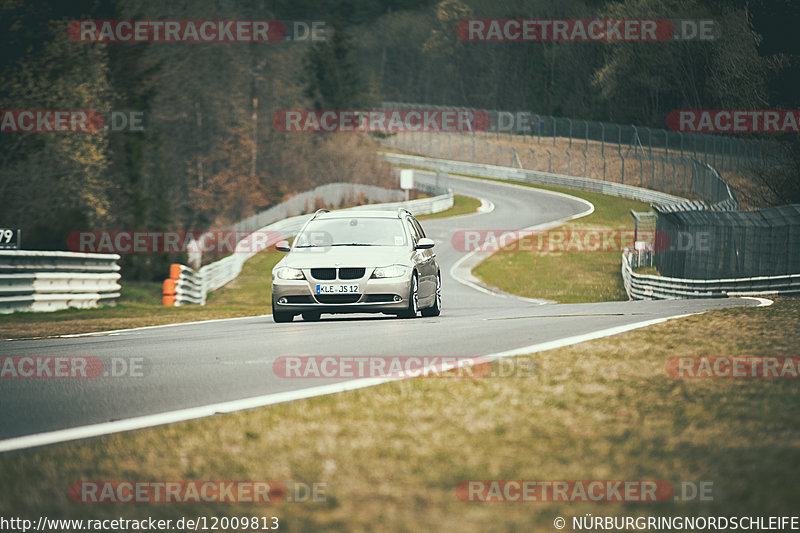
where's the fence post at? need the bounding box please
[530,148,535,170]
[568,118,573,148]
[600,123,605,156]
[547,149,552,173]
[639,155,644,186]
[567,150,571,176]
[602,153,606,181]
[583,152,587,177]
[651,154,655,187]
[671,159,676,192]
[682,158,687,192]
[584,120,589,152]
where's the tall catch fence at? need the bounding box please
[380,102,799,296]
[654,203,800,279]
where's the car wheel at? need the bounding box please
[421,273,441,317]
[302,311,321,322]
[398,272,419,319]
[272,299,294,323]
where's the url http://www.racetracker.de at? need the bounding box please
[0,515,281,532]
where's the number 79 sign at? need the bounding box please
[0,229,20,249]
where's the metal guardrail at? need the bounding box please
[164,183,454,306]
[0,251,121,314]
[622,250,800,299]
[381,152,686,206]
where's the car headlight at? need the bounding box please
[274,267,305,280]
[370,265,410,279]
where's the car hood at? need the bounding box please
[276,246,413,269]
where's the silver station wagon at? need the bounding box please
[271,208,441,322]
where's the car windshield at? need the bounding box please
[294,217,408,248]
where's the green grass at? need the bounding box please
[416,194,481,220]
[2,297,797,532]
[466,176,652,303]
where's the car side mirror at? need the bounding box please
[275,240,291,252]
[415,238,435,250]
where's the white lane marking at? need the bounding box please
[0,311,705,453]
[737,296,774,307]
[2,314,273,342]
[447,179,595,302]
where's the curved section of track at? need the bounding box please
[0,175,761,451]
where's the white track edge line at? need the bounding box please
[0,310,701,453]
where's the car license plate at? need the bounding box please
[316,284,359,294]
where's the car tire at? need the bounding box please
[272,299,294,323]
[421,273,441,317]
[302,311,321,322]
[398,272,419,319]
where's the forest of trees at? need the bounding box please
[1,0,798,279]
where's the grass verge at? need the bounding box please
[2,297,797,531]
[468,176,652,303]
[416,194,481,220]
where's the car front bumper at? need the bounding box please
[271,275,412,314]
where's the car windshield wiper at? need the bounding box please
[330,243,377,246]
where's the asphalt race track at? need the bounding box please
[0,175,761,451]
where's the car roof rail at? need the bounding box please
[397,207,412,218]
[312,208,330,219]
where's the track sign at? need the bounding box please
[400,169,414,190]
[0,229,20,249]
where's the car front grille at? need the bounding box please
[316,294,361,304]
[338,267,365,280]
[310,268,336,280]
[310,267,365,280]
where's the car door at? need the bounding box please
[405,216,435,301]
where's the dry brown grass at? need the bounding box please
[2,298,797,532]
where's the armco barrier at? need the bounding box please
[622,249,800,299]
[381,152,687,206]
[164,183,453,306]
[0,250,121,313]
